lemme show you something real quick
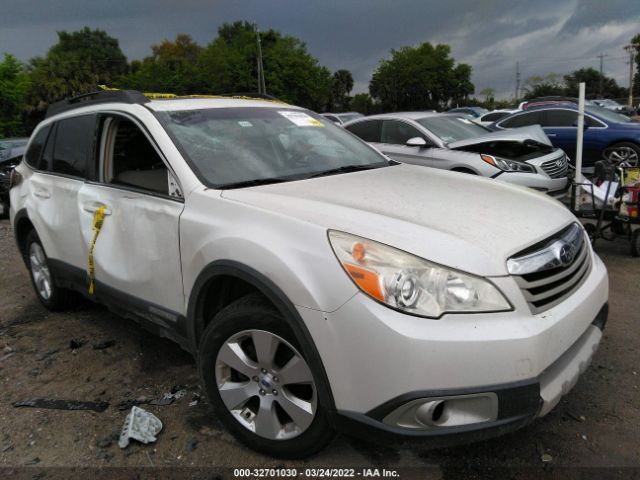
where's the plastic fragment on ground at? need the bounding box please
[118,406,163,449]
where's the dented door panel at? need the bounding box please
[77,184,186,315]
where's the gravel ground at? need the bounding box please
[0,217,639,479]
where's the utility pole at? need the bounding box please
[596,53,607,98]
[625,44,640,108]
[255,24,266,95]
[515,61,520,101]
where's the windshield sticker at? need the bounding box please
[238,121,253,127]
[278,111,323,127]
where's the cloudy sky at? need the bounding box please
[1,0,638,99]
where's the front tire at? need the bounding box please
[198,294,334,458]
[25,230,73,311]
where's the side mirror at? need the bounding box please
[406,137,427,148]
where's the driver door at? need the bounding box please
[77,113,186,319]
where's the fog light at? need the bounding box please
[382,392,498,430]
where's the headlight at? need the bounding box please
[328,231,511,318]
[481,154,536,173]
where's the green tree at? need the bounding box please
[369,42,474,111]
[25,27,128,125]
[564,67,625,99]
[197,21,332,110]
[351,93,378,115]
[522,73,565,99]
[0,54,31,137]
[331,69,354,111]
[118,34,203,94]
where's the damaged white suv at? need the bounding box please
[10,91,608,458]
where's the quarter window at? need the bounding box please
[345,120,382,142]
[381,120,424,145]
[52,115,95,177]
[24,126,51,169]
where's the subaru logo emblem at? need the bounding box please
[558,243,574,266]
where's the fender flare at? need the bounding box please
[186,259,336,413]
[12,208,32,264]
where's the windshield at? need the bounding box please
[338,113,363,123]
[585,105,630,123]
[157,107,388,188]
[417,116,492,143]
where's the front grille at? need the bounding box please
[541,153,568,179]
[509,224,592,314]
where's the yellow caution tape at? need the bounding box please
[88,206,106,295]
[97,85,285,103]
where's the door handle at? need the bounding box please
[546,133,557,137]
[33,189,50,199]
[83,203,112,216]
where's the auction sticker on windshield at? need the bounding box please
[279,111,324,127]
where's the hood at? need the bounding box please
[448,125,551,149]
[221,165,574,276]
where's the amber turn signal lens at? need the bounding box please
[344,263,384,302]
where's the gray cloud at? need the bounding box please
[1,0,638,100]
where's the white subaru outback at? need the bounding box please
[9,91,608,458]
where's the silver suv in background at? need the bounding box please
[344,112,569,195]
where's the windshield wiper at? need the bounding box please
[306,163,388,179]
[221,177,291,189]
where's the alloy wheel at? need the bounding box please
[607,146,639,166]
[29,242,52,300]
[215,329,317,440]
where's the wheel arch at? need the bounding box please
[187,259,336,412]
[13,208,35,264]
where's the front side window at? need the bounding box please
[499,111,545,129]
[381,120,424,145]
[24,126,51,169]
[52,115,95,177]
[158,108,387,188]
[100,117,169,195]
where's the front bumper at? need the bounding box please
[332,305,606,444]
[298,249,608,442]
[494,171,568,193]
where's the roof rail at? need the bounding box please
[45,90,149,118]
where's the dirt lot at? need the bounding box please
[0,217,639,479]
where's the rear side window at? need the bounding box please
[545,109,578,127]
[345,120,382,142]
[52,115,95,177]
[381,120,424,145]
[499,111,545,128]
[24,126,51,169]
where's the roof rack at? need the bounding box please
[45,88,284,118]
[46,90,149,118]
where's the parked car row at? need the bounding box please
[343,112,569,195]
[9,90,608,458]
[0,138,28,216]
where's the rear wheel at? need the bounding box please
[605,142,640,166]
[25,230,73,310]
[198,294,334,458]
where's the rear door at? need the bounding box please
[26,115,95,270]
[77,113,186,317]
